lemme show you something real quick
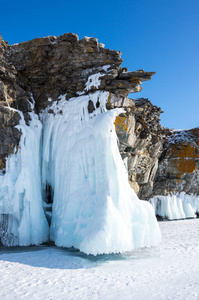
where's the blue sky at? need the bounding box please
[1,0,199,129]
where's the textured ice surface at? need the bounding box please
[41,91,161,255]
[150,192,199,220]
[0,102,49,246]
[0,90,161,254]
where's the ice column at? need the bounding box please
[0,104,49,246]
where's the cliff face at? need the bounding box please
[0,33,154,170]
[153,128,199,196]
[0,36,26,170]
[114,97,165,199]
[3,33,155,111]
[0,32,199,206]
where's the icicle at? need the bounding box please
[150,192,199,220]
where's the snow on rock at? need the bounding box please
[101,64,111,72]
[150,192,199,220]
[41,91,161,255]
[84,73,102,91]
[0,103,49,246]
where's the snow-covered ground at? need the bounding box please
[0,218,198,300]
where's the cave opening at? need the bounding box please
[43,184,54,226]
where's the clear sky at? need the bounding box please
[1,0,199,129]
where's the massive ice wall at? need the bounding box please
[41,91,161,255]
[0,90,161,254]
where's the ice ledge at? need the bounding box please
[149,192,199,220]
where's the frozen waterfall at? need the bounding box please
[41,91,161,254]
[0,103,49,246]
[0,91,161,254]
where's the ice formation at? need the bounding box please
[0,102,49,246]
[150,193,199,220]
[41,91,161,255]
[0,89,161,254]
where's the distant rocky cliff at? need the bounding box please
[153,128,199,196]
[0,33,198,203]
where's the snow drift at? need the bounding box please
[0,90,161,254]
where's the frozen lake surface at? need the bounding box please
[0,219,199,299]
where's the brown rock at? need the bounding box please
[1,32,198,202]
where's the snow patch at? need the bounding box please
[83,36,98,43]
[84,73,102,91]
[98,43,105,48]
[76,91,85,96]
[101,64,111,72]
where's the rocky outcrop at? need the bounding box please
[0,33,155,171]
[0,36,30,170]
[152,128,199,196]
[4,33,154,112]
[113,97,165,199]
[0,32,198,205]
[149,128,199,220]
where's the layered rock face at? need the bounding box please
[0,33,198,219]
[153,128,199,196]
[3,33,154,110]
[114,97,165,199]
[0,36,28,170]
[0,33,155,171]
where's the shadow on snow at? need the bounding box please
[0,245,159,270]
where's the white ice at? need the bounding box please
[0,102,49,246]
[150,192,199,220]
[41,91,161,255]
[0,89,161,254]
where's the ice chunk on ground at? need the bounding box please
[150,192,199,220]
[41,91,161,255]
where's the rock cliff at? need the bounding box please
[153,128,199,196]
[0,33,198,219]
[0,33,154,170]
